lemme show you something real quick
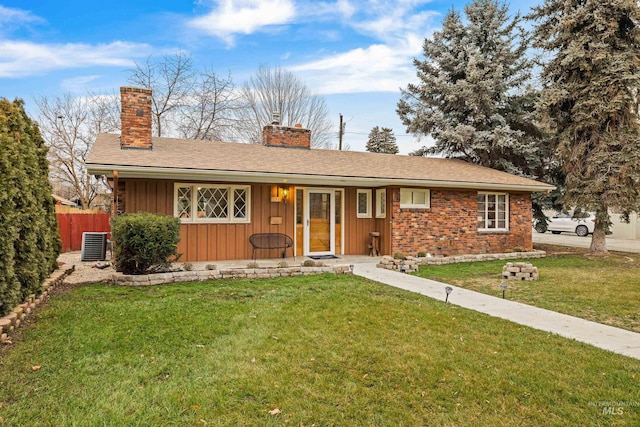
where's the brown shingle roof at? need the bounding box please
[86,133,554,192]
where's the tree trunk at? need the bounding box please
[589,207,609,254]
[589,227,608,254]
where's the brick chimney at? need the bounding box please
[120,87,152,149]
[262,122,311,149]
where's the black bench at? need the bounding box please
[249,233,294,261]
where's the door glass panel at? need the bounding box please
[296,189,303,256]
[309,192,331,252]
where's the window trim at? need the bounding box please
[477,192,509,232]
[174,183,251,224]
[356,189,372,218]
[375,188,386,218]
[400,188,430,209]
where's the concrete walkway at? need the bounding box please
[353,263,640,361]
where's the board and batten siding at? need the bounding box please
[342,187,391,256]
[122,179,295,262]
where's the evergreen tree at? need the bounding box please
[366,126,399,154]
[0,100,21,315]
[0,99,60,314]
[529,0,640,253]
[397,0,539,176]
[26,103,61,277]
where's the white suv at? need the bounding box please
[535,211,596,237]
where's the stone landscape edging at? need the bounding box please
[377,250,546,271]
[111,264,353,286]
[414,250,546,265]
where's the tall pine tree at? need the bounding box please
[397,0,540,176]
[529,0,640,253]
[366,126,399,154]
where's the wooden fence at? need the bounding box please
[55,205,104,214]
[57,213,111,252]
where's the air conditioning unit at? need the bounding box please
[81,232,108,261]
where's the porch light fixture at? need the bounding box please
[281,186,289,204]
[445,286,453,303]
[500,282,508,299]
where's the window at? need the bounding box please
[375,189,386,218]
[356,189,372,218]
[174,184,250,223]
[400,188,430,209]
[477,192,508,231]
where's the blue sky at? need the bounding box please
[0,0,535,153]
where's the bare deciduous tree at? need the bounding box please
[234,64,333,148]
[35,93,117,209]
[128,53,239,142]
[128,52,195,137]
[176,69,239,141]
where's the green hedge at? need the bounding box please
[0,99,60,316]
[112,213,181,275]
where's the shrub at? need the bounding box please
[206,264,217,271]
[302,259,316,267]
[393,252,407,260]
[112,213,181,275]
[246,262,260,269]
[277,261,288,268]
[417,251,427,257]
[182,263,193,271]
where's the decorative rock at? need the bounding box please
[0,318,11,334]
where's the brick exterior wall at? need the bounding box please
[390,188,532,256]
[262,124,311,149]
[120,87,152,149]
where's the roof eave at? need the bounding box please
[86,164,555,193]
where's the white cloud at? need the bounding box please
[284,0,438,94]
[291,41,419,94]
[350,0,437,42]
[296,0,355,19]
[0,5,44,27]
[188,0,296,46]
[0,40,153,78]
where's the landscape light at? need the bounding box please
[500,282,508,299]
[445,286,453,303]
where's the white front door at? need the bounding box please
[304,189,335,256]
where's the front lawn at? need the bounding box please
[414,249,640,332]
[1,275,639,425]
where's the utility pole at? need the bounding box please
[339,113,344,150]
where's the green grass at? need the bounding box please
[414,251,640,332]
[1,275,639,426]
